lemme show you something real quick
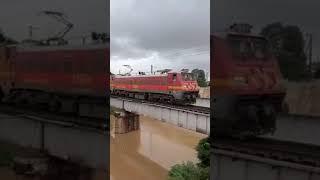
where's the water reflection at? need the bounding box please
[110,115,207,180]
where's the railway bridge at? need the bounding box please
[110,97,210,135]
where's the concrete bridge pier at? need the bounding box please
[113,110,140,134]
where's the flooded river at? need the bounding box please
[110,115,207,180]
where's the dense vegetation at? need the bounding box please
[260,22,310,81]
[191,69,208,87]
[168,162,209,180]
[0,30,18,45]
[168,137,210,180]
[196,137,210,168]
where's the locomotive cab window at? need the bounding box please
[252,38,270,59]
[182,73,194,81]
[173,73,177,81]
[228,35,270,60]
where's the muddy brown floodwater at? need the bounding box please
[110,115,207,180]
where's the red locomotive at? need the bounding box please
[211,24,286,136]
[0,43,109,113]
[110,71,200,104]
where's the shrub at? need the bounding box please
[196,137,210,168]
[168,161,209,180]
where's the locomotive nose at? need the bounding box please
[183,82,199,91]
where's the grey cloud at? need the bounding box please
[111,36,155,60]
[112,0,209,51]
[111,0,210,74]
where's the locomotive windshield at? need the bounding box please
[182,73,194,81]
[228,35,270,60]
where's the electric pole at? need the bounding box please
[305,33,313,73]
[151,65,153,74]
[28,25,39,39]
[29,25,33,39]
[309,33,313,73]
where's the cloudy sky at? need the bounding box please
[212,0,320,61]
[110,0,210,76]
[0,0,109,42]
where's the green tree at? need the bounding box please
[168,162,209,180]
[314,63,320,79]
[168,137,210,180]
[191,69,207,87]
[91,32,109,43]
[260,23,308,81]
[91,32,99,41]
[0,33,5,43]
[0,29,17,45]
[196,137,210,168]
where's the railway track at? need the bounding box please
[110,95,210,114]
[214,137,320,167]
[0,103,108,131]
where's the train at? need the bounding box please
[211,24,286,137]
[0,42,109,114]
[0,23,285,137]
[110,71,200,104]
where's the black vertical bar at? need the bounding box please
[106,0,110,179]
